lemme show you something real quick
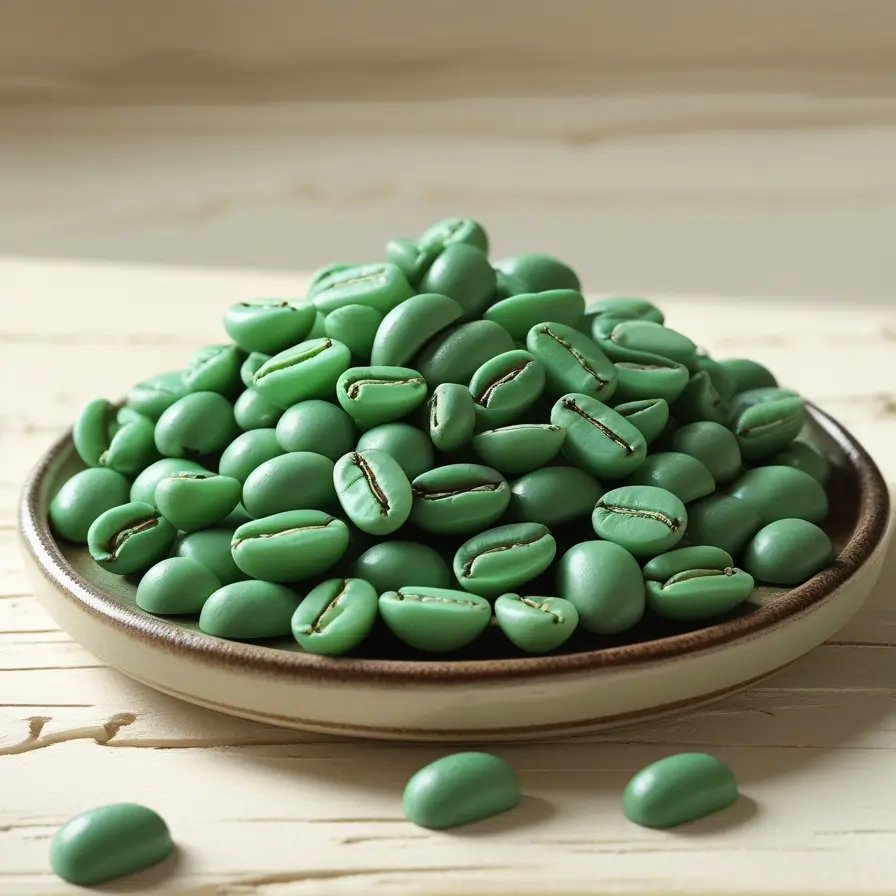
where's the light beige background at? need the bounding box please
[1,5,896,893]
[2,0,896,302]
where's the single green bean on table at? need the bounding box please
[54,215,837,660]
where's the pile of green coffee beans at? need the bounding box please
[50,216,837,657]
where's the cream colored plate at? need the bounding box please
[19,406,890,742]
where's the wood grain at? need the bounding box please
[0,260,893,893]
[4,83,896,302]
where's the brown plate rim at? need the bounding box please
[19,402,890,685]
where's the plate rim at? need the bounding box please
[19,402,890,686]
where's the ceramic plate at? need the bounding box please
[19,404,891,742]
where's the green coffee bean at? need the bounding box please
[593,485,687,557]
[507,466,604,527]
[730,386,801,416]
[242,452,337,517]
[87,502,177,575]
[686,494,763,557]
[253,338,352,409]
[604,320,698,371]
[50,468,131,544]
[402,752,520,830]
[718,357,777,394]
[310,308,338,337]
[183,343,244,395]
[587,297,664,325]
[223,298,316,354]
[379,587,491,652]
[733,395,805,461]
[418,216,490,254]
[73,398,118,467]
[612,398,670,446]
[115,405,148,429]
[410,464,510,535]
[429,382,476,452]
[642,545,734,582]
[291,577,378,655]
[577,313,625,339]
[494,270,529,300]
[728,465,828,525]
[155,471,241,532]
[551,393,647,479]
[644,408,678,445]
[371,293,465,367]
[126,370,187,421]
[275,399,356,460]
[484,289,585,339]
[136,557,221,615]
[356,422,434,481]
[770,438,832,485]
[350,541,452,593]
[333,449,413,535]
[696,354,736,403]
[336,365,428,428]
[493,252,580,293]
[130,458,208,506]
[414,319,515,387]
[590,315,647,346]
[174,527,247,585]
[611,356,691,405]
[308,260,357,293]
[623,753,738,829]
[117,404,146,426]
[623,451,715,504]
[97,413,158,475]
[469,350,546,429]
[323,304,383,361]
[199,580,300,639]
[154,391,237,458]
[385,237,440,285]
[310,262,414,314]
[494,593,579,653]
[671,421,742,485]
[673,370,731,426]
[50,803,173,886]
[222,504,253,528]
[526,321,617,402]
[233,387,283,430]
[471,423,566,475]
[316,306,345,337]
[646,566,755,622]
[556,540,645,634]
[419,243,497,321]
[592,315,653,345]
[218,428,283,484]
[240,352,270,389]
[231,510,349,581]
[743,518,835,585]
[453,522,556,597]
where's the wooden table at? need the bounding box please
[0,260,894,895]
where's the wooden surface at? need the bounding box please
[4,1,896,305]
[3,8,896,890]
[0,260,893,895]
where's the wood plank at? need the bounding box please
[1,641,894,750]
[0,736,894,895]
[5,89,896,303]
[5,0,896,81]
